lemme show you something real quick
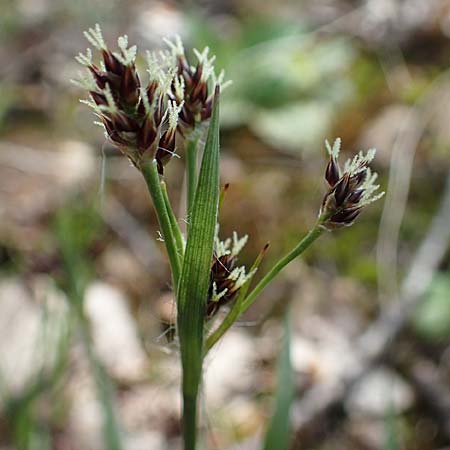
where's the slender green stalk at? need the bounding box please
[206,221,324,351]
[242,222,324,311]
[186,137,199,217]
[142,160,182,286]
[161,180,185,259]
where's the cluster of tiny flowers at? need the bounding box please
[73,25,228,172]
[319,138,385,229]
[164,36,231,133]
[206,229,256,319]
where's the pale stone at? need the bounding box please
[346,367,414,416]
[84,282,148,382]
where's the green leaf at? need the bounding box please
[263,310,294,450]
[176,86,221,450]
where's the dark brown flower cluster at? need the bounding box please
[205,232,255,320]
[207,253,239,319]
[320,139,384,230]
[75,25,183,173]
[165,37,229,133]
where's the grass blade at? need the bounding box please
[186,135,200,217]
[177,86,221,450]
[263,310,294,450]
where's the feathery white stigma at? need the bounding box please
[325,138,341,159]
[113,35,137,66]
[84,24,106,51]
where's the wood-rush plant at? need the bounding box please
[74,25,384,450]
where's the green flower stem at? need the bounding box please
[186,137,199,217]
[242,222,324,311]
[206,221,324,351]
[142,160,181,286]
[161,180,185,259]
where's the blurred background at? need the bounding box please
[1,0,450,449]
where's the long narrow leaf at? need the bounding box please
[263,310,294,450]
[177,86,221,450]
